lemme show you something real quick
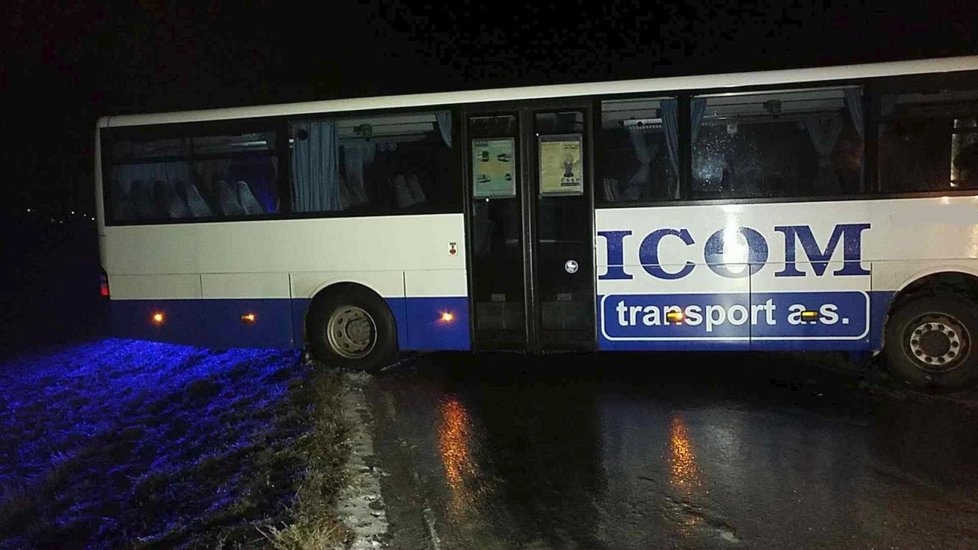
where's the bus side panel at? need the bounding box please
[109,272,297,348]
[750,260,871,351]
[103,214,469,351]
[594,197,978,353]
[401,269,470,351]
[111,298,296,349]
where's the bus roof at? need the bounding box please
[100,55,978,128]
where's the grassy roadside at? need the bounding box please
[259,370,353,549]
[0,340,354,548]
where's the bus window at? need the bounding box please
[106,129,279,223]
[289,111,457,215]
[877,88,978,192]
[691,88,864,200]
[598,98,679,203]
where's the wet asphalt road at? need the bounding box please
[365,352,978,549]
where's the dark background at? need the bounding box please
[3,0,978,219]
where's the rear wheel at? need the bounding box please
[883,291,978,392]
[307,286,397,372]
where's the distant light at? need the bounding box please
[151,312,165,325]
[71,211,75,215]
[240,312,257,324]
[26,208,31,213]
[440,311,455,323]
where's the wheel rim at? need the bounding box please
[904,312,970,373]
[326,305,377,359]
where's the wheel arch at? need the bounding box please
[881,268,978,350]
[302,281,397,349]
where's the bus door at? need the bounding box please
[463,103,596,351]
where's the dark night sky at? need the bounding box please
[3,0,977,217]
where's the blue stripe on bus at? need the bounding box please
[111,298,297,349]
[387,296,471,351]
[113,291,894,354]
[111,296,472,352]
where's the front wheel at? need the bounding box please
[307,287,397,372]
[883,291,978,392]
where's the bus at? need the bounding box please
[96,56,978,390]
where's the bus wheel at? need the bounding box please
[883,291,978,392]
[308,286,397,372]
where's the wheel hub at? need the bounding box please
[327,306,377,359]
[906,314,968,373]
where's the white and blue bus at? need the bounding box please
[96,56,978,390]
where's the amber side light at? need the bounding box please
[666,311,684,324]
[241,313,257,324]
[151,312,165,325]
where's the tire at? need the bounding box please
[883,290,978,392]
[307,286,397,372]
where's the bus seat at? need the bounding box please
[394,173,414,208]
[177,180,213,218]
[217,179,245,216]
[602,178,619,202]
[407,173,427,205]
[338,174,357,211]
[236,180,265,215]
[131,179,158,219]
[155,180,191,219]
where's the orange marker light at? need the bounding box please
[666,310,684,324]
[440,311,455,323]
[240,313,257,324]
[151,312,165,325]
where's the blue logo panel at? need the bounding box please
[601,293,750,340]
[751,291,868,340]
[601,291,869,342]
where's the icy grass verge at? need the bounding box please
[259,366,354,549]
[0,339,350,548]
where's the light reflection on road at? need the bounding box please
[438,396,484,518]
[669,415,701,493]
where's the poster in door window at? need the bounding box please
[538,134,584,196]
[472,138,516,198]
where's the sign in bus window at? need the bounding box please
[538,134,584,196]
[472,138,516,198]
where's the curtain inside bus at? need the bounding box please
[436,111,452,148]
[661,98,706,199]
[290,120,340,212]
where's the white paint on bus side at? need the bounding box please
[595,195,978,295]
[103,214,467,301]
